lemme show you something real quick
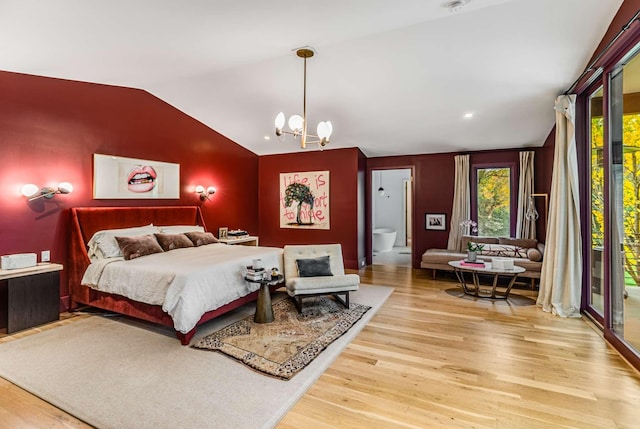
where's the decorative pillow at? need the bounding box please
[498,237,538,249]
[158,225,205,234]
[184,231,219,247]
[87,224,159,260]
[296,256,333,277]
[115,235,164,260]
[479,243,527,258]
[526,247,543,262]
[154,233,194,251]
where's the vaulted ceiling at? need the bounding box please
[0,0,623,156]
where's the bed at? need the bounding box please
[69,206,283,345]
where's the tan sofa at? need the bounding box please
[420,235,545,287]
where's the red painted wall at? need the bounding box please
[0,71,258,308]
[258,148,364,269]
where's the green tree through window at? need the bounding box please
[476,167,511,236]
[592,113,640,286]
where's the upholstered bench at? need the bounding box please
[283,244,360,312]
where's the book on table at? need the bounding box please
[460,260,485,267]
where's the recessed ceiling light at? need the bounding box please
[464,112,474,119]
[448,1,466,13]
[264,136,270,140]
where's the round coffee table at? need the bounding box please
[448,260,525,299]
[244,274,284,323]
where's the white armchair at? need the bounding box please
[283,244,360,312]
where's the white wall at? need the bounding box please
[372,169,411,247]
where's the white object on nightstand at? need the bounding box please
[1,253,37,270]
[218,236,259,246]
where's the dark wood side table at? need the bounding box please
[0,263,62,333]
[244,274,284,323]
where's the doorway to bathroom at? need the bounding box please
[372,168,413,267]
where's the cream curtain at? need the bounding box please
[537,95,581,317]
[447,154,470,251]
[516,151,536,239]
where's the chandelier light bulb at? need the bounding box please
[274,112,285,130]
[195,185,204,194]
[206,186,216,195]
[288,115,304,132]
[317,122,330,139]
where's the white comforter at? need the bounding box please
[81,243,283,333]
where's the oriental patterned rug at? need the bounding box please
[193,297,371,379]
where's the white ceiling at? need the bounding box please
[0,0,623,157]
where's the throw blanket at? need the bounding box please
[81,244,283,333]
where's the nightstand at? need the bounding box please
[0,263,62,333]
[218,236,259,246]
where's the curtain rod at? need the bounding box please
[564,9,640,95]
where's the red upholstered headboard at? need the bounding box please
[68,206,206,307]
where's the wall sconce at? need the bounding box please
[22,182,74,201]
[195,185,216,201]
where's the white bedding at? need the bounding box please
[81,243,283,333]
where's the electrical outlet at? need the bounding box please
[41,250,50,262]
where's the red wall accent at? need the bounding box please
[258,148,364,269]
[0,71,258,308]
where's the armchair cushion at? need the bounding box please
[296,256,333,277]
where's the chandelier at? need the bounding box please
[274,48,333,149]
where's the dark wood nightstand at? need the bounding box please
[0,263,62,333]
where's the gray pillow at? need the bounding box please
[115,235,164,260]
[296,256,333,277]
[184,231,219,247]
[154,233,195,251]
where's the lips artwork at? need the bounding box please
[127,165,157,193]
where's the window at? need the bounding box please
[473,165,514,237]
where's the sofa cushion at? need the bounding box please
[526,247,543,262]
[498,237,538,249]
[476,243,528,258]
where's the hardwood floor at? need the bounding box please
[1,265,639,428]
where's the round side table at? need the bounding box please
[245,274,284,323]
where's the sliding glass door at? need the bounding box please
[589,86,605,317]
[586,42,640,359]
[609,53,640,352]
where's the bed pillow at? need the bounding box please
[296,256,333,277]
[115,235,164,260]
[184,231,219,246]
[87,224,159,260]
[154,233,195,251]
[158,225,205,234]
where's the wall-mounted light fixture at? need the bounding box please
[195,185,216,201]
[22,182,73,201]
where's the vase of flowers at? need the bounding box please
[466,241,484,262]
[459,219,478,236]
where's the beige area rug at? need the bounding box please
[194,297,371,379]
[0,284,392,429]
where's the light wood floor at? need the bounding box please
[1,266,640,428]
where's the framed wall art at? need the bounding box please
[425,213,446,230]
[93,153,180,199]
[279,171,329,229]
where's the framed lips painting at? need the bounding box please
[93,153,180,199]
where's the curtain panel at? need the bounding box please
[516,151,536,239]
[447,154,470,251]
[537,94,582,317]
